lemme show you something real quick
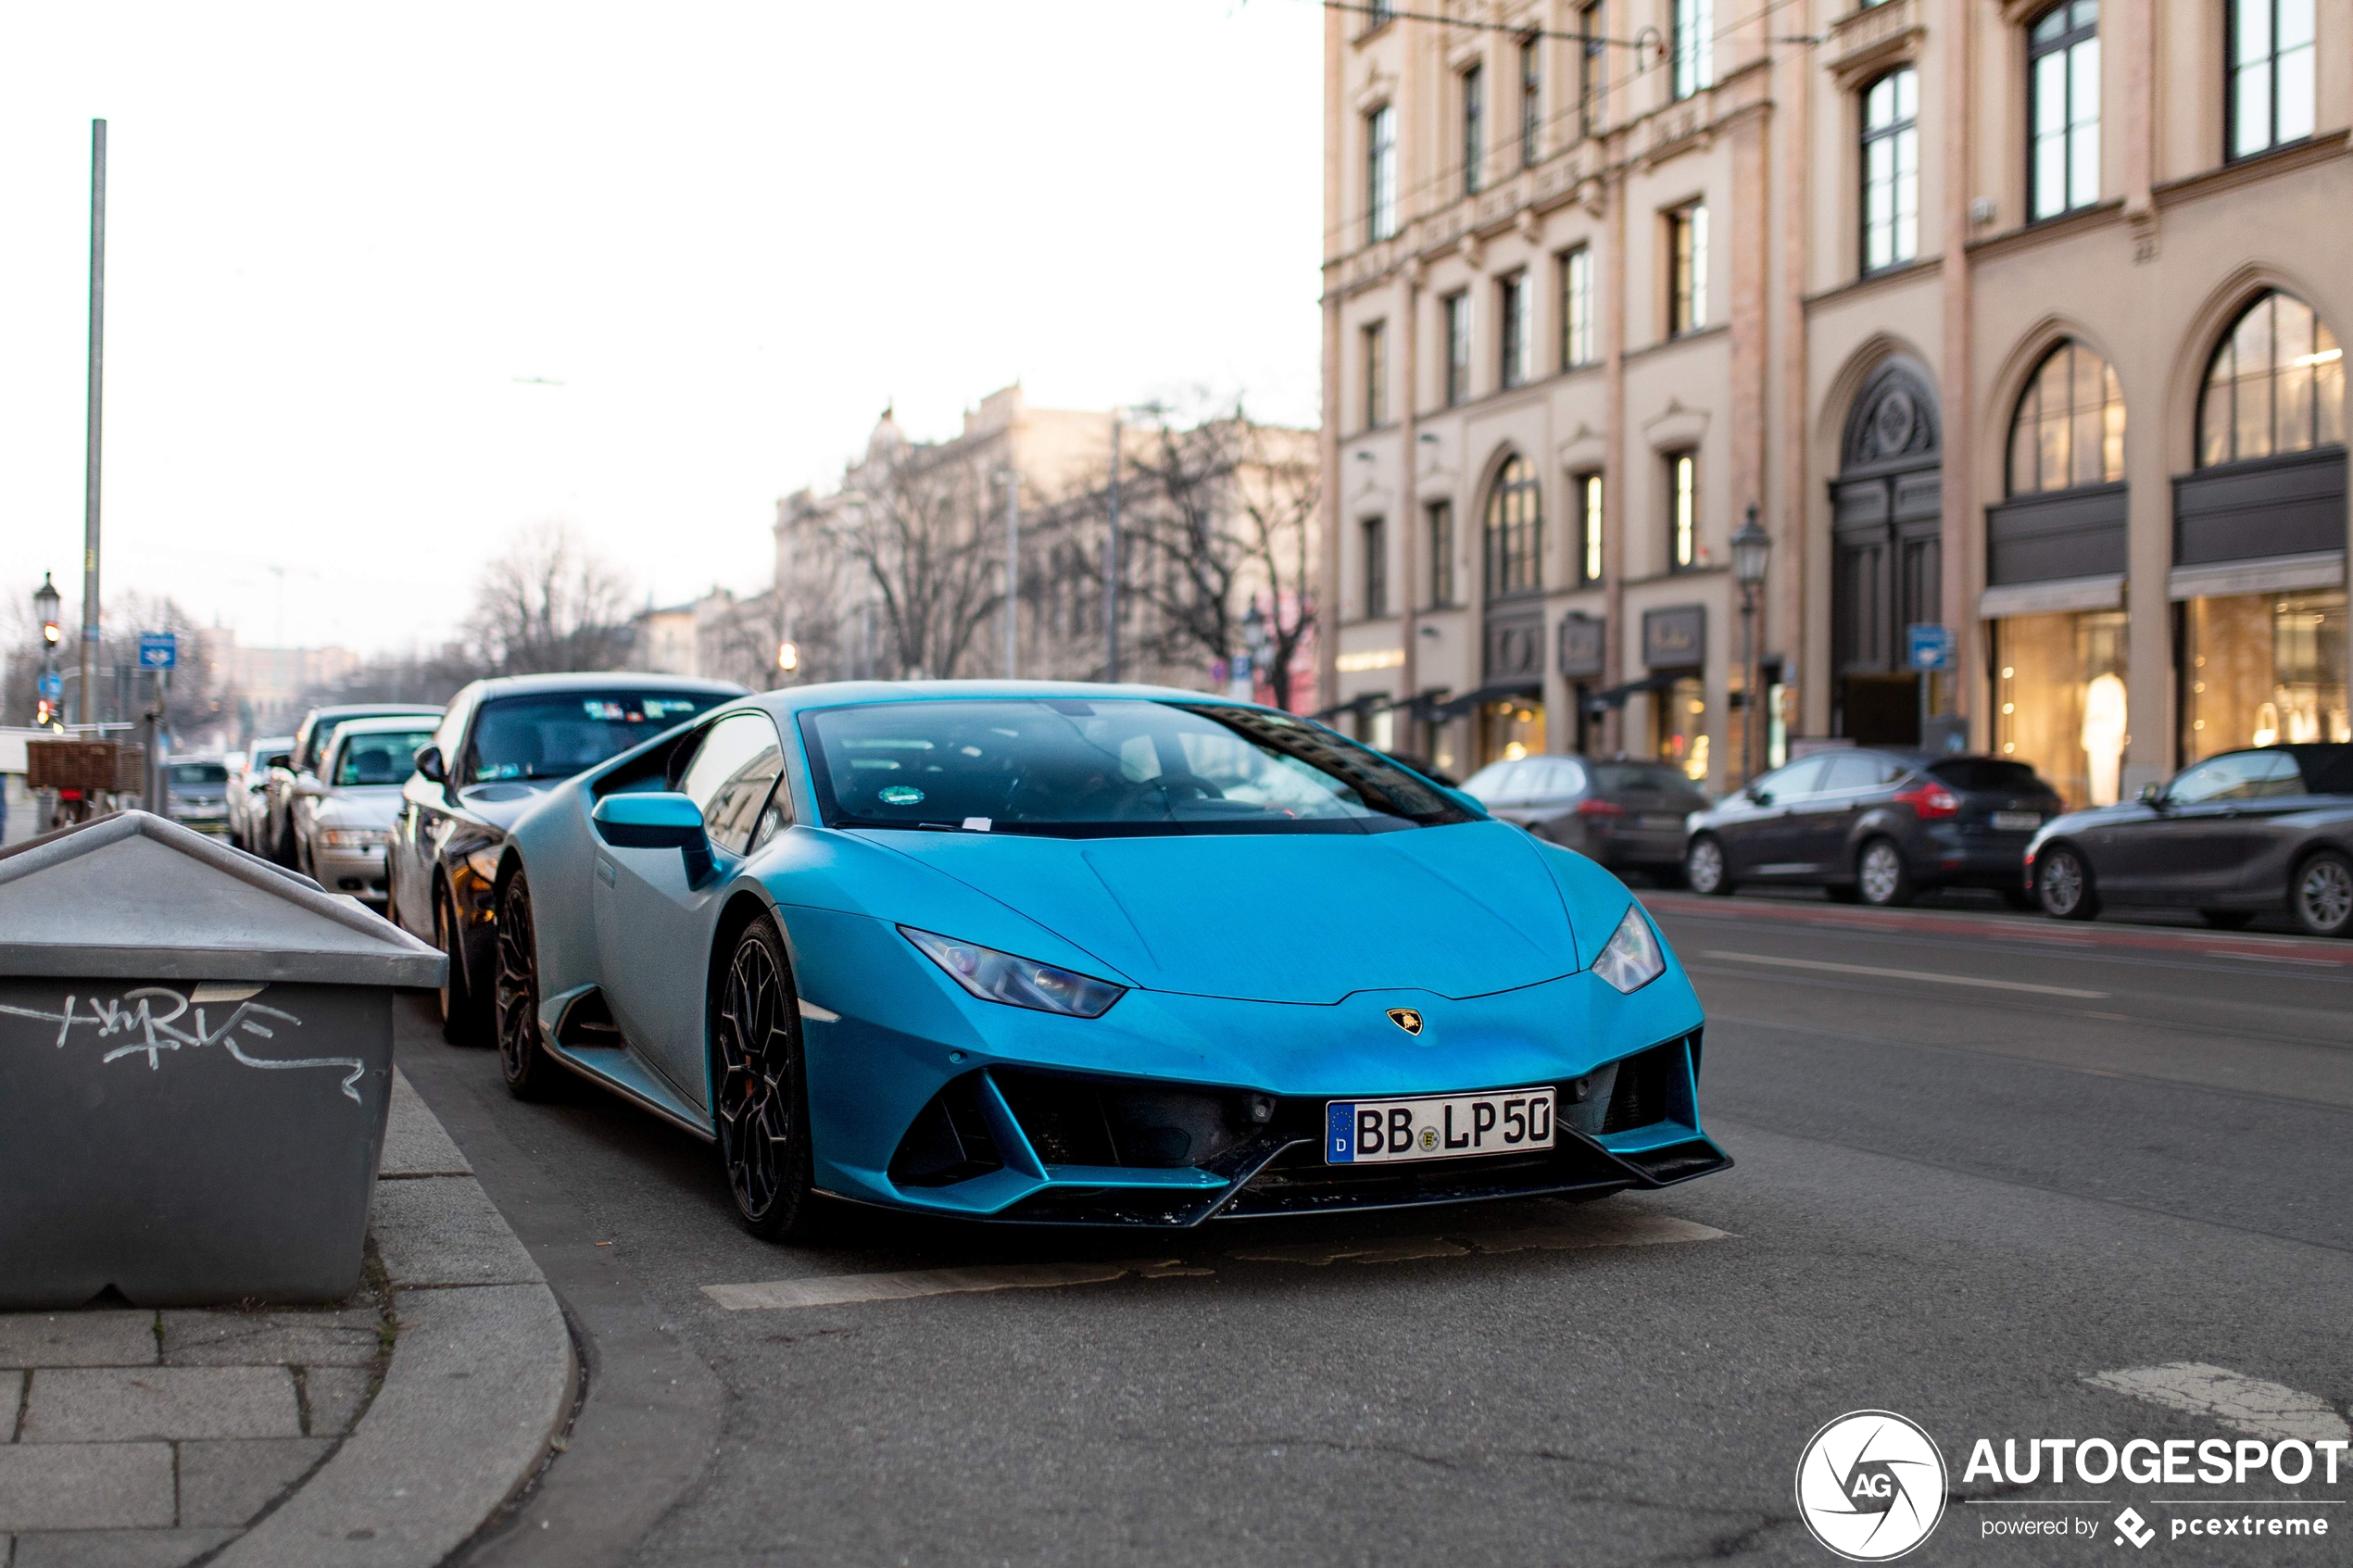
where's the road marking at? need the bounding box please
[1701,950,2109,997]
[2084,1363,2352,1444]
[703,1258,1200,1311]
[2202,950,2342,968]
[1231,1210,1730,1266]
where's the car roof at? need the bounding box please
[330,713,445,733]
[736,678,1279,721]
[462,671,751,699]
[307,703,444,720]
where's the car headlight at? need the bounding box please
[321,828,388,848]
[1592,905,1666,995]
[900,926,1126,1018]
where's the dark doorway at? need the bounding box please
[1831,359,1942,744]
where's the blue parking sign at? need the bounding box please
[1906,624,1952,671]
[138,632,178,670]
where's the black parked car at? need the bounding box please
[1460,754,1709,882]
[2025,744,2353,936]
[386,672,747,1042]
[1683,749,2064,907]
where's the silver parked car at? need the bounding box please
[228,736,295,852]
[294,715,443,907]
[164,758,233,836]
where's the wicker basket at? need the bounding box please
[26,740,145,794]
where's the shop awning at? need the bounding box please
[1978,573,2123,619]
[1424,681,1542,722]
[2167,549,2346,602]
[1579,672,1681,712]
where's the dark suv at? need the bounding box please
[1683,749,2065,906]
[1460,755,1710,882]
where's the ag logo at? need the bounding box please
[1386,1008,1423,1035]
[1794,1411,1946,1562]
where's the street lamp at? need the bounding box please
[33,575,63,727]
[1730,505,1772,784]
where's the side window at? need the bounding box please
[676,712,787,857]
[1821,754,1882,793]
[1554,759,1590,797]
[2166,751,2296,804]
[1758,757,1830,799]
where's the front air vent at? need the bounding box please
[887,1074,1004,1187]
[1600,1040,1684,1133]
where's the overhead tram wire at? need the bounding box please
[1308,0,1810,251]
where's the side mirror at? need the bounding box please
[414,746,446,784]
[592,792,714,884]
[2137,782,2164,807]
[259,751,292,772]
[1748,788,1774,808]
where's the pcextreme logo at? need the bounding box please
[1795,1411,1950,1562]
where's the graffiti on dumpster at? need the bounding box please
[0,986,368,1103]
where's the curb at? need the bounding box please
[212,1071,575,1568]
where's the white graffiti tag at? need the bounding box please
[0,987,367,1103]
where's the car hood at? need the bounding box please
[454,781,557,830]
[316,787,404,829]
[853,820,1582,1005]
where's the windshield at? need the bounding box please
[800,699,1477,837]
[335,728,438,786]
[168,763,228,787]
[464,692,720,784]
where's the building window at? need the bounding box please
[1499,271,1531,389]
[1672,0,1715,100]
[2197,291,2345,466]
[2028,0,2100,220]
[1362,516,1389,619]
[1443,292,1471,406]
[1520,37,1542,167]
[1668,451,1698,570]
[1667,203,1709,335]
[1366,105,1398,243]
[1462,65,1486,195]
[1560,246,1595,368]
[1427,500,1456,606]
[2230,0,2316,158]
[1579,1,1608,135]
[1655,675,1710,784]
[1861,69,1920,272]
[2183,591,2348,760]
[1484,454,1542,597]
[1577,472,1604,583]
[2007,340,2126,494]
[1994,611,2129,806]
[1362,321,1388,429]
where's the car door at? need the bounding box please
[1792,752,1888,874]
[2094,753,2269,901]
[1718,757,1827,878]
[594,710,787,1103]
[392,700,472,940]
[2213,750,2315,895]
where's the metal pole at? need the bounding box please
[1001,472,1020,680]
[1104,413,1121,683]
[80,119,106,729]
[1741,585,1757,784]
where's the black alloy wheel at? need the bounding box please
[1856,837,1915,908]
[2036,845,2100,921]
[494,872,560,1098]
[713,915,820,1241]
[2291,851,2353,938]
[435,884,488,1046]
[1685,835,1731,897]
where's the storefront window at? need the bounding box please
[1654,676,1710,784]
[2183,591,2349,760]
[1994,610,2129,808]
[1480,697,1544,765]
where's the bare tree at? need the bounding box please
[835,445,1003,681]
[461,522,636,676]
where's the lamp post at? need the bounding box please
[33,575,62,728]
[1730,504,1772,786]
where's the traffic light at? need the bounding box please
[34,698,55,727]
[777,641,799,673]
[35,572,62,646]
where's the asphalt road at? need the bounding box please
[395,892,2353,1568]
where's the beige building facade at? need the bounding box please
[1320,0,2348,805]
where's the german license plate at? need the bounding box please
[1325,1087,1555,1164]
[1992,810,2042,830]
[1642,813,1686,830]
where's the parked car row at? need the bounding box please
[1458,741,2353,938]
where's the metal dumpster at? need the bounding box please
[0,809,445,1308]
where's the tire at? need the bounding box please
[712,915,821,1241]
[2198,909,2256,931]
[494,872,561,1098]
[435,882,490,1045]
[1856,838,1915,908]
[1685,835,1731,897]
[2036,844,2100,921]
[2290,850,2353,938]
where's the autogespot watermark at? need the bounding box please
[1796,1411,2346,1558]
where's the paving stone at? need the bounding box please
[11,1527,239,1567]
[176,1437,334,1527]
[0,1313,157,1370]
[159,1308,381,1368]
[300,1366,377,1436]
[20,1368,300,1443]
[0,1443,174,1530]
[368,1177,543,1288]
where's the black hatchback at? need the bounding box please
[1459,754,1710,882]
[1682,749,2065,906]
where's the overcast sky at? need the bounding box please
[0,1,1322,657]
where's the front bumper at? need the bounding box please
[316,845,389,902]
[789,909,1727,1227]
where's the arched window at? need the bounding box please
[1483,455,1542,597]
[2007,340,2125,495]
[2197,291,2345,467]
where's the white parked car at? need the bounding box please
[294,715,441,906]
